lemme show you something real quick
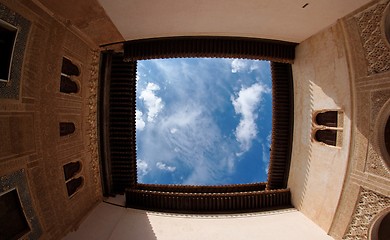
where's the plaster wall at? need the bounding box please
[288,21,352,232]
[97,0,371,43]
[64,202,333,240]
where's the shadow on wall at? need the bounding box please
[63,202,157,240]
[109,208,157,240]
[289,76,314,210]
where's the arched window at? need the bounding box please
[370,209,390,240]
[63,161,83,197]
[60,57,80,94]
[66,177,83,197]
[61,57,80,77]
[313,110,343,147]
[315,111,338,127]
[385,116,390,157]
[63,161,81,181]
[315,129,337,146]
[60,76,78,94]
[384,3,390,46]
[59,122,75,136]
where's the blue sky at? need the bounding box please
[136,58,272,185]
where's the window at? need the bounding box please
[60,57,80,94]
[59,122,75,136]
[63,161,81,180]
[370,209,390,240]
[0,3,30,99]
[385,116,390,157]
[313,110,343,147]
[315,111,338,127]
[384,2,390,46]
[0,19,17,82]
[0,189,30,240]
[63,161,83,197]
[315,129,337,146]
[66,177,83,197]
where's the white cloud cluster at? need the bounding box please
[137,159,150,178]
[156,162,176,172]
[136,110,146,131]
[231,83,270,152]
[139,82,164,122]
[231,59,260,73]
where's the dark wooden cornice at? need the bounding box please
[126,188,291,213]
[136,182,267,193]
[99,36,296,212]
[124,36,297,63]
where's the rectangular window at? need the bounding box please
[0,189,30,239]
[0,19,17,82]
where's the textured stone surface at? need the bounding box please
[328,1,390,239]
[289,21,352,232]
[343,189,390,240]
[355,2,390,75]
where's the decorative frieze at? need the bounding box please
[87,50,101,199]
[355,2,390,75]
[343,189,390,240]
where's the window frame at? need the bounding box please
[0,18,18,83]
[0,188,31,240]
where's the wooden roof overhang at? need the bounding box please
[99,36,295,213]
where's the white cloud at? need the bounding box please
[136,110,146,131]
[231,83,270,152]
[231,59,248,73]
[156,162,176,172]
[137,159,149,178]
[170,128,178,134]
[231,59,260,73]
[139,82,164,122]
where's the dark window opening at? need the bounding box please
[0,189,30,240]
[63,162,81,181]
[315,129,337,146]
[385,116,390,157]
[316,111,338,127]
[385,3,390,46]
[378,212,390,240]
[60,57,80,94]
[60,75,79,94]
[62,57,80,77]
[66,177,83,197]
[59,122,75,136]
[0,20,17,82]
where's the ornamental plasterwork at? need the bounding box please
[87,49,101,199]
[366,90,390,177]
[355,1,390,75]
[343,189,390,240]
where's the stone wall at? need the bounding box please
[0,1,104,239]
[329,0,390,239]
[289,17,352,233]
[289,0,390,238]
